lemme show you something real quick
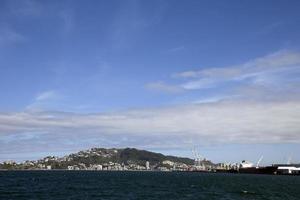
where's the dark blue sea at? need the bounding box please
[0,171,300,200]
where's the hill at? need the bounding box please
[0,147,196,170]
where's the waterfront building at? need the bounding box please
[146,161,150,170]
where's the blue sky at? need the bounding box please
[1,0,300,164]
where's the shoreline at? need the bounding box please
[1,169,299,176]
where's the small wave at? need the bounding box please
[241,190,256,195]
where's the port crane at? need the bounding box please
[256,156,263,168]
[192,147,204,167]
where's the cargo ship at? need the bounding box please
[273,164,300,175]
[238,157,277,175]
[238,164,278,174]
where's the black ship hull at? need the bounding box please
[238,166,278,175]
[215,169,238,173]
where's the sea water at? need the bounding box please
[0,171,299,200]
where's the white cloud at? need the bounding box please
[25,90,63,111]
[181,78,218,90]
[145,81,183,94]
[1,100,300,145]
[175,50,300,80]
[154,50,300,102]
[35,90,58,101]
[148,50,300,95]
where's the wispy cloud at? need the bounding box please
[0,28,25,46]
[147,50,300,102]
[7,50,297,152]
[0,100,299,151]
[166,46,185,53]
[7,0,42,16]
[255,21,284,36]
[181,78,218,90]
[175,50,300,80]
[59,9,75,33]
[25,90,63,111]
[145,81,183,94]
[109,0,165,49]
[35,90,58,101]
[5,0,75,36]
